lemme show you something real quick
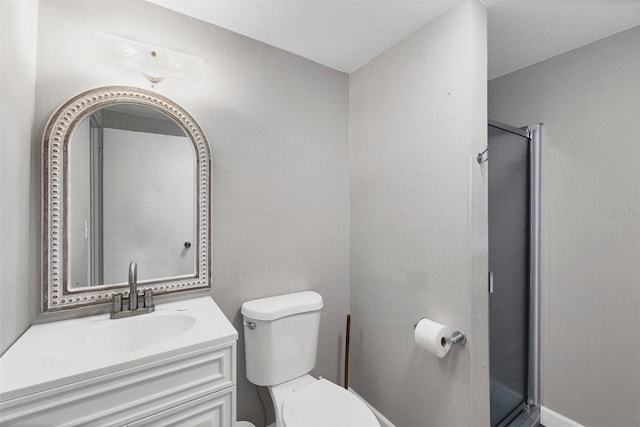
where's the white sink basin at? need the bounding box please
[0,297,238,402]
[52,314,197,360]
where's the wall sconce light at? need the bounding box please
[95,32,203,86]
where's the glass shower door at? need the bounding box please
[488,121,531,427]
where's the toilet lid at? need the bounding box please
[282,379,380,427]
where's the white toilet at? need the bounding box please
[241,291,380,427]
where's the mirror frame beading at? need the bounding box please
[42,86,211,312]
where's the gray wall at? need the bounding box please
[26,1,349,425]
[489,26,640,427]
[0,0,39,355]
[349,2,489,425]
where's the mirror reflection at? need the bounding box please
[67,104,196,289]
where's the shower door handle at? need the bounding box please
[488,270,494,294]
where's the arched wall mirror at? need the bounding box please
[42,86,211,312]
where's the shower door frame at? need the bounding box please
[488,120,542,427]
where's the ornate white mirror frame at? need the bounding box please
[42,86,211,312]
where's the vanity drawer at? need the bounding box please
[128,386,236,427]
[0,342,236,427]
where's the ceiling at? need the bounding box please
[148,0,640,79]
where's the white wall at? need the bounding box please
[28,1,349,425]
[349,2,489,425]
[101,128,194,285]
[0,0,39,355]
[489,26,640,427]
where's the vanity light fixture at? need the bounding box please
[95,32,203,86]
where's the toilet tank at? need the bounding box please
[241,291,323,386]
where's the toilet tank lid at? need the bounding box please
[241,291,323,321]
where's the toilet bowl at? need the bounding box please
[269,374,379,427]
[241,291,379,427]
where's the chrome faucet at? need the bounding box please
[110,261,155,319]
[129,261,138,311]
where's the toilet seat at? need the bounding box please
[282,379,380,427]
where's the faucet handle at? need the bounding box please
[111,293,122,313]
[144,289,154,308]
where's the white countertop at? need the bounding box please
[0,296,237,402]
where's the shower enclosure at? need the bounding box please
[487,120,541,427]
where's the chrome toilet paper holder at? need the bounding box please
[444,330,466,346]
[413,318,467,346]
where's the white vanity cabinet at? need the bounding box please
[0,297,238,427]
[128,386,235,427]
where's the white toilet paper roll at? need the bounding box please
[414,318,452,358]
